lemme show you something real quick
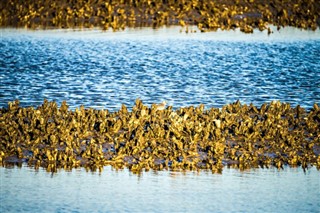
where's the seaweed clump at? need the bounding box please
[0,0,319,33]
[1,99,319,173]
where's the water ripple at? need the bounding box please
[1,29,319,110]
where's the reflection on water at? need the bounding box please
[0,165,319,212]
[0,27,320,111]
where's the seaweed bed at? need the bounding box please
[1,99,319,173]
[0,0,319,33]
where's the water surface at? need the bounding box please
[1,27,319,110]
[0,165,319,212]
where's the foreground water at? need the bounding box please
[0,165,319,213]
[0,27,319,110]
[1,27,320,212]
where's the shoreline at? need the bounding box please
[1,25,320,42]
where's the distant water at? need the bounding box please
[0,27,319,111]
[0,165,319,213]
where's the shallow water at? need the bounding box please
[0,165,319,213]
[0,27,319,110]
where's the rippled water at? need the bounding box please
[0,165,319,213]
[1,27,319,110]
[1,27,320,212]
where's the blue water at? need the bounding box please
[0,27,320,212]
[0,27,319,110]
[0,165,319,213]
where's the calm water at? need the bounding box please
[0,27,319,110]
[1,27,320,212]
[0,165,319,213]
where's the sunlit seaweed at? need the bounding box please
[0,0,319,33]
[1,99,319,174]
